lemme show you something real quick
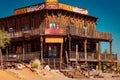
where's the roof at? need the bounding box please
[0,0,97,20]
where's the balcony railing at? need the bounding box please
[70,51,117,61]
[3,51,40,61]
[8,27,112,41]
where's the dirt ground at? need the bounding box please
[0,68,120,80]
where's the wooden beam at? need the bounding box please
[98,41,101,70]
[40,36,43,63]
[110,41,112,73]
[69,35,71,59]
[60,43,63,70]
[76,44,78,65]
[98,41,101,60]
[84,39,87,63]
[22,37,25,61]
[6,47,8,60]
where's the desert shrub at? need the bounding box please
[31,59,41,68]
[76,66,81,72]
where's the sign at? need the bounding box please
[46,37,63,43]
[73,7,88,15]
[14,8,27,15]
[59,3,73,12]
[46,0,58,3]
[45,2,59,9]
[27,4,45,12]
[45,28,63,34]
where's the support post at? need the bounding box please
[40,36,43,64]
[22,46,25,61]
[22,29,25,61]
[110,41,112,73]
[98,41,101,70]
[116,54,118,73]
[76,44,78,66]
[69,36,71,59]
[6,47,8,60]
[84,39,87,63]
[60,43,63,70]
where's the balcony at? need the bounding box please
[70,51,117,62]
[8,27,112,41]
[70,27,112,41]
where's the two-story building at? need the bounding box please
[0,0,118,71]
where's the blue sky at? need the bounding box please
[0,0,120,58]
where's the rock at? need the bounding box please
[44,65,51,71]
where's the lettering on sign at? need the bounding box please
[27,4,45,12]
[73,7,88,15]
[59,3,73,12]
[46,0,58,3]
[14,8,27,15]
[45,3,59,9]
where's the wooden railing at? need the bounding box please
[70,51,117,61]
[8,27,112,41]
[43,58,60,69]
[3,51,40,61]
[71,27,112,40]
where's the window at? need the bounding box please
[70,23,74,34]
[9,28,14,37]
[50,22,56,28]
[48,46,52,57]
[53,46,57,56]
[9,28,14,33]
[24,26,29,31]
[43,21,46,28]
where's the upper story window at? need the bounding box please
[43,20,46,28]
[50,22,56,28]
[9,28,14,33]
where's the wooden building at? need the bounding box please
[0,0,118,71]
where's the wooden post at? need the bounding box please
[116,54,118,73]
[60,43,63,70]
[22,29,25,61]
[76,44,78,66]
[6,47,8,60]
[110,41,112,73]
[40,36,43,64]
[54,59,56,69]
[69,35,71,59]
[98,41,101,70]
[84,39,87,63]
[22,46,25,61]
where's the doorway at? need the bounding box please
[44,43,61,69]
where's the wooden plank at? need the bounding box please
[84,39,87,63]
[60,43,63,69]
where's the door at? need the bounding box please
[45,43,60,58]
[44,43,61,69]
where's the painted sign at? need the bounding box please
[73,7,88,15]
[45,2,59,9]
[27,4,45,12]
[14,8,27,15]
[45,28,63,34]
[59,3,73,12]
[46,0,58,3]
[46,37,63,43]
[14,2,88,15]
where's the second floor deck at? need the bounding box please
[9,27,112,41]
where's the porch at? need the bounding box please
[3,51,40,62]
[70,51,118,62]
